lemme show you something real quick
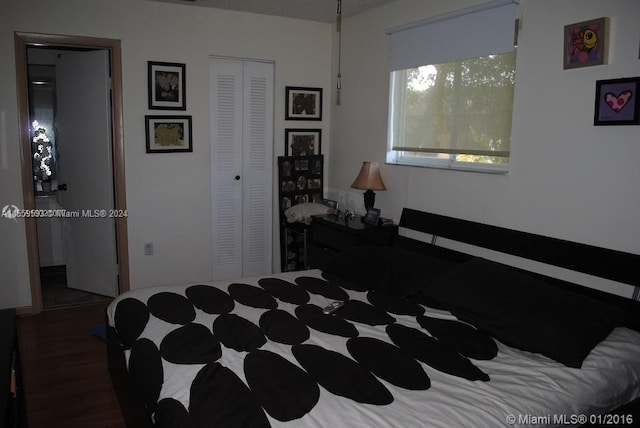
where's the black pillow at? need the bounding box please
[320,246,459,298]
[419,257,631,368]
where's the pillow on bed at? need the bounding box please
[418,257,633,368]
[320,246,459,298]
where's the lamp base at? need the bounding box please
[363,190,375,212]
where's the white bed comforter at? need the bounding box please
[106,270,640,428]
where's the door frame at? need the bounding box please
[14,32,130,314]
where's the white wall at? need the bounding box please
[328,0,640,296]
[0,0,332,309]
[2,0,638,309]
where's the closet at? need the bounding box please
[210,57,274,280]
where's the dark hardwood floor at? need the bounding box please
[40,266,112,309]
[17,301,126,427]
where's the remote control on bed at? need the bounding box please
[322,301,346,315]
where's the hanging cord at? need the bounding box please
[336,0,342,105]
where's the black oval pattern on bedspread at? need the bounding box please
[113,276,494,427]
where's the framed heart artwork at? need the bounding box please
[594,77,640,126]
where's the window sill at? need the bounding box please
[386,158,509,174]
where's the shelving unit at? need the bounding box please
[278,155,323,271]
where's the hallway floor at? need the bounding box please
[17,301,126,427]
[40,266,111,309]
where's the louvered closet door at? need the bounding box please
[241,61,273,277]
[210,57,273,280]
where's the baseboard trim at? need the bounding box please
[15,306,33,316]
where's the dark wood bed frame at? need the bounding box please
[107,208,640,427]
[107,327,155,427]
[399,208,639,288]
[397,209,640,320]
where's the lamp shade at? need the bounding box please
[350,161,386,191]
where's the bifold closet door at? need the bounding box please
[210,57,274,280]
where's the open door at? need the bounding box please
[55,49,118,297]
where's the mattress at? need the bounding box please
[106,269,640,428]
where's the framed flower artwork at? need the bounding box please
[148,61,186,110]
[145,115,193,152]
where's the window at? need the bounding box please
[385,0,517,172]
[387,51,516,171]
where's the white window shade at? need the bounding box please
[387,0,517,71]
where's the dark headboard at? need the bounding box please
[399,208,640,288]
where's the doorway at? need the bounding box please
[15,32,130,314]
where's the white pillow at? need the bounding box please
[284,203,335,224]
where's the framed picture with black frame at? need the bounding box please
[363,208,381,226]
[148,61,186,110]
[285,128,321,156]
[285,86,322,120]
[145,115,193,153]
[594,77,640,126]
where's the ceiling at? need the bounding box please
[146,0,399,23]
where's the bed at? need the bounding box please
[106,208,640,427]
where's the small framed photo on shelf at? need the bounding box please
[594,77,640,126]
[363,208,381,226]
[145,115,193,153]
[285,129,321,156]
[320,199,338,209]
[285,86,322,120]
[308,178,322,190]
[311,157,323,174]
[563,18,607,70]
[148,61,186,110]
[294,159,309,171]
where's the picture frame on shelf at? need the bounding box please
[363,208,381,226]
[563,17,607,70]
[145,115,193,153]
[319,199,338,210]
[594,77,640,126]
[148,61,186,110]
[285,86,322,120]
[294,159,309,171]
[285,128,321,156]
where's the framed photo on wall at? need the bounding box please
[285,86,322,120]
[563,18,607,70]
[145,115,193,153]
[594,77,640,126]
[285,129,321,156]
[148,61,186,110]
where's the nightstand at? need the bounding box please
[307,214,398,268]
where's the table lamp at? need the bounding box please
[350,161,386,211]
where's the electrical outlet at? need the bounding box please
[144,242,154,256]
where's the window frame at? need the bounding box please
[386,56,514,174]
